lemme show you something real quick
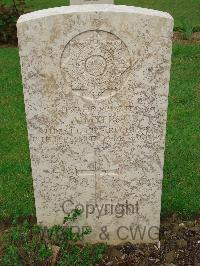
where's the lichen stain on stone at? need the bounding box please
[42,74,58,96]
[50,24,62,42]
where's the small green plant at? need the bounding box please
[0,0,25,45]
[1,209,107,266]
[182,20,193,40]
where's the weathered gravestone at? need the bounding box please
[17,4,173,244]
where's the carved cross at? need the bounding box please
[76,149,119,202]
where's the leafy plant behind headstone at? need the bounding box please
[0,0,25,45]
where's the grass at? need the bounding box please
[2,0,200,29]
[162,44,200,217]
[0,44,199,222]
[0,48,35,221]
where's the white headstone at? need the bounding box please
[17,5,173,244]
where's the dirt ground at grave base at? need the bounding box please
[0,216,200,265]
[173,32,200,44]
[0,229,4,259]
[96,215,200,266]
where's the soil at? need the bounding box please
[0,228,4,260]
[96,215,200,266]
[173,32,200,45]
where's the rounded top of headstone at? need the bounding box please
[17,5,173,24]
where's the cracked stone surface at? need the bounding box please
[17,4,173,244]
